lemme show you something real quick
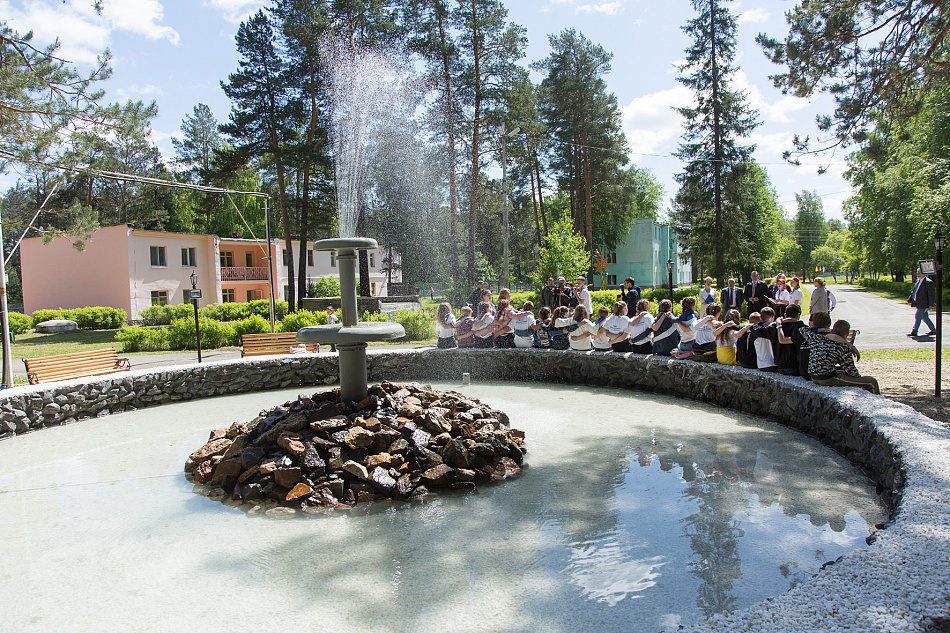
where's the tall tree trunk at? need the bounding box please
[582,133,593,250]
[710,0,725,289]
[436,5,461,282]
[298,164,310,308]
[271,128,296,312]
[466,0,481,287]
[534,153,548,238]
[528,149,542,248]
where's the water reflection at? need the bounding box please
[0,382,887,633]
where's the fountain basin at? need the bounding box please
[296,321,405,346]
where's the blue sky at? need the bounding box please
[2,0,853,221]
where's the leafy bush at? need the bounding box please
[393,309,435,341]
[115,326,168,352]
[248,299,288,321]
[201,302,252,322]
[278,309,327,333]
[31,307,127,329]
[8,312,31,334]
[360,310,389,322]
[167,317,235,350]
[139,304,192,326]
[232,314,271,341]
[309,276,341,298]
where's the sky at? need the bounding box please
[1,0,854,221]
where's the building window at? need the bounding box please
[246,252,253,267]
[606,252,617,264]
[606,274,617,286]
[330,252,336,268]
[150,246,166,267]
[220,251,233,268]
[247,289,261,302]
[307,250,314,266]
[369,253,375,268]
[181,247,197,267]
[150,290,168,306]
[222,288,235,303]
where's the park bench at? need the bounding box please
[24,347,131,385]
[240,332,320,358]
[847,329,860,345]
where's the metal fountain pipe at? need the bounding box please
[337,247,359,327]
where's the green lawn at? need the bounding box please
[853,286,908,304]
[12,330,123,359]
[861,348,950,361]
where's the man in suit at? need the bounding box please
[721,278,743,314]
[908,268,937,337]
[743,271,769,318]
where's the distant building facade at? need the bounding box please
[21,224,400,320]
[595,218,691,289]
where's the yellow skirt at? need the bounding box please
[717,346,738,366]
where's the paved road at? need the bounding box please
[826,284,949,350]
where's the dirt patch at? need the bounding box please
[857,358,950,425]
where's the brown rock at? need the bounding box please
[489,457,522,480]
[343,426,374,449]
[398,403,423,418]
[211,458,243,485]
[370,466,396,492]
[366,453,393,469]
[358,491,386,503]
[221,435,246,460]
[342,460,370,481]
[309,486,340,507]
[343,489,356,504]
[456,468,476,482]
[188,438,232,464]
[395,473,415,498]
[404,396,422,407]
[238,465,260,484]
[420,464,456,487]
[286,482,312,501]
[362,417,382,432]
[278,432,306,457]
[259,460,278,476]
[194,459,214,484]
[264,507,298,519]
[275,467,302,488]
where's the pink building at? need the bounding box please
[21,225,401,320]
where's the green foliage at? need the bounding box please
[167,317,235,350]
[7,312,30,334]
[201,302,252,322]
[115,326,168,352]
[31,307,126,329]
[277,309,326,333]
[393,309,435,341]
[138,304,193,326]
[232,314,271,339]
[308,276,341,298]
[534,210,590,287]
[5,264,21,303]
[360,311,389,322]
[857,277,950,306]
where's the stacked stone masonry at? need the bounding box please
[2,348,948,632]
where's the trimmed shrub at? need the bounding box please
[115,326,168,352]
[201,302,253,322]
[248,299,289,321]
[393,309,435,341]
[167,317,235,350]
[232,314,271,342]
[8,312,31,334]
[31,307,127,329]
[278,309,327,333]
[360,311,389,322]
[309,276,341,298]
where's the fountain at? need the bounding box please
[295,238,404,403]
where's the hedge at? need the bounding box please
[139,300,290,326]
[31,307,127,330]
[857,277,950,305]
[8,312,31,334]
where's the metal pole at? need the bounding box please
[263,197,276,333]
[0,202,12,389]
[192,275,202,364]
[668,260,674,304]
[937,236,943,399]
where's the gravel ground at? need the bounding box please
[858,358,950,426]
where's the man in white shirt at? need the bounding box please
[575,275,593,315]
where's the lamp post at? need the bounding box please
[935,231,944,398]
[667,258,674,303]
[497,123,520,288]
[191,271,202,363]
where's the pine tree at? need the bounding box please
[675,0,758,287]
[172,103,224,233]
[221,10,300,310]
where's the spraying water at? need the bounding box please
[326,41,417,238]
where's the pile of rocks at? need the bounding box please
[185,381,526,516]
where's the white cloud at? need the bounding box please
[115,83,165,101]
[737,7,770,25]
[620,84,693,160]
[543,0,627,16]
[732,69,812,124]
[204,0,263,24]
[0,0,178,66]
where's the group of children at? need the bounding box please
[434,291,879,395]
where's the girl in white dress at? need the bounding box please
[436,302,457,349]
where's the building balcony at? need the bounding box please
[221,266,269,282]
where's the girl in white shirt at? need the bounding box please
[602,301,632,352]
[569,305,599,351]
[622,299,655,354]
[436,302,457,349]
[690,303,721,362]
[472,301,495,348]
[788,277,804,307]
[508,301,538,348]
[591,305,612,351]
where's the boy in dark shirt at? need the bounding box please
[775,304,806,375]
[735,312,760,369]
[748,306,779,371]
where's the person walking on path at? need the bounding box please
[908,268,937,337]
[809,277,837,322]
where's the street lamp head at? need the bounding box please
[190,271,198,288]
[935,231,945,251]
[666,258,673,273]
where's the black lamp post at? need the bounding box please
[667,258,674,303]
[935,231,944,398]
[191,271,202,363]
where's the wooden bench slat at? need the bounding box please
[24,347,130,384]
[241,332,319,357]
